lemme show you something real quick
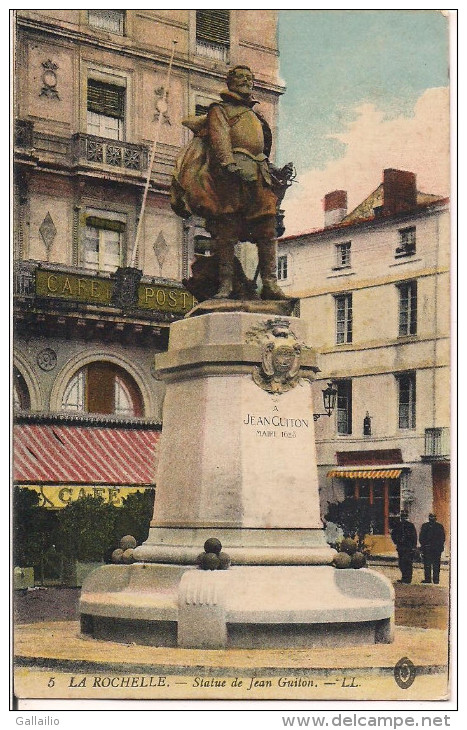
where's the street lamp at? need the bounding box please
[313,382,338,421]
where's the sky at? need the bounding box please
[276,10,451,235]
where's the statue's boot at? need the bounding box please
[213,239,236,299]
[257,239,291,300]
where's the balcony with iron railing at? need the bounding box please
[196,38,229,63]
[15,120,34,149]
[72,134,149,173]
[13,260,37,298]
[423,427,450,460]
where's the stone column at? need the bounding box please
[135,311,335,565]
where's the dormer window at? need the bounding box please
[335,242,351,268]
[396,226,416,257]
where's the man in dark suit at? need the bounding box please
[419,513,446,584]
[391,510,417,584]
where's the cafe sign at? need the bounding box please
[22,485,150,509]
[35,269,196,314]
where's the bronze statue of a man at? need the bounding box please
[171,65,292,301]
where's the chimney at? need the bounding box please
[383,169,417,216]
[324,190,347,227]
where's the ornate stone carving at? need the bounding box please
[153,231,168,274]
[252,319,302,394]
[37,348,57,372]
[111,267,143,309]
[154,87,171,124]
[106,145,122,167]
[39,212,57,256]
[40,60,60,99]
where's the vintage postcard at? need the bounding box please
[12,8,454,713]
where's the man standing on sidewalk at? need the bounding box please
[391,510,418,584]
[419,513,446,584]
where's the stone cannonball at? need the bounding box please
[120,535,137,551]
[333,552,352,569]
[217,552,231,570]
[200,552,220,570]
[351,551,367,569]
[122,548,135,564]
[204,537,222,555]
[111,548,124,564]
[340,537,358,555]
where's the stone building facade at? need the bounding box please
[278,169,450,554]
[13,10,283,512]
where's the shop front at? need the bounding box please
[13,418,160,585]
[326,467,408,554]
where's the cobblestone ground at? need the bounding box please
[372,563,449,630]
[13,562,449,630]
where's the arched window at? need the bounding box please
[62,363,143,417]
[62,369,85,412]
[13,368,30,411]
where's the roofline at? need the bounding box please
[280,197,450,244]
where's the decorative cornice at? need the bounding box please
[17,16,285,95]
[135,11,188,30]
[238,39,280,57]
[280,200,450,245]
[14,410,162,430]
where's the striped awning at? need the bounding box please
[13,424,160,485]
[327,468,403,479]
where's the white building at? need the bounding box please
[278,169,450,554]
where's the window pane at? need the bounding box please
[102,230,121,272]
[344,481,355,499]
[102,116,122,141]
[372,502,385,535]
[114,376,134,416]
[336,380,352,434]
[62,371,85,411]
[373,483,383,499]
[360,483,370,501]
[398,282,417,336]
[336,242,351,267]
[277,255,288,281]
[87,112,122,141]
[397,227,416,256]
[336,294,352,344]
[87,111,101,136]
[84,227,99,270]
[398,374,416,429]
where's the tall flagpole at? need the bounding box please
[130,40,177,269]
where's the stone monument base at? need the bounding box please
[80,563,394,649]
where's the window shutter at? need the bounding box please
[87,363,115,415]
[85,215,125,233]
[196,10,230,45]
[87,80,125,119]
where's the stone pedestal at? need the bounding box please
[81,311,394,647]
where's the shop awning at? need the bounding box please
[327,468,403,479]
[13,424,160,485]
